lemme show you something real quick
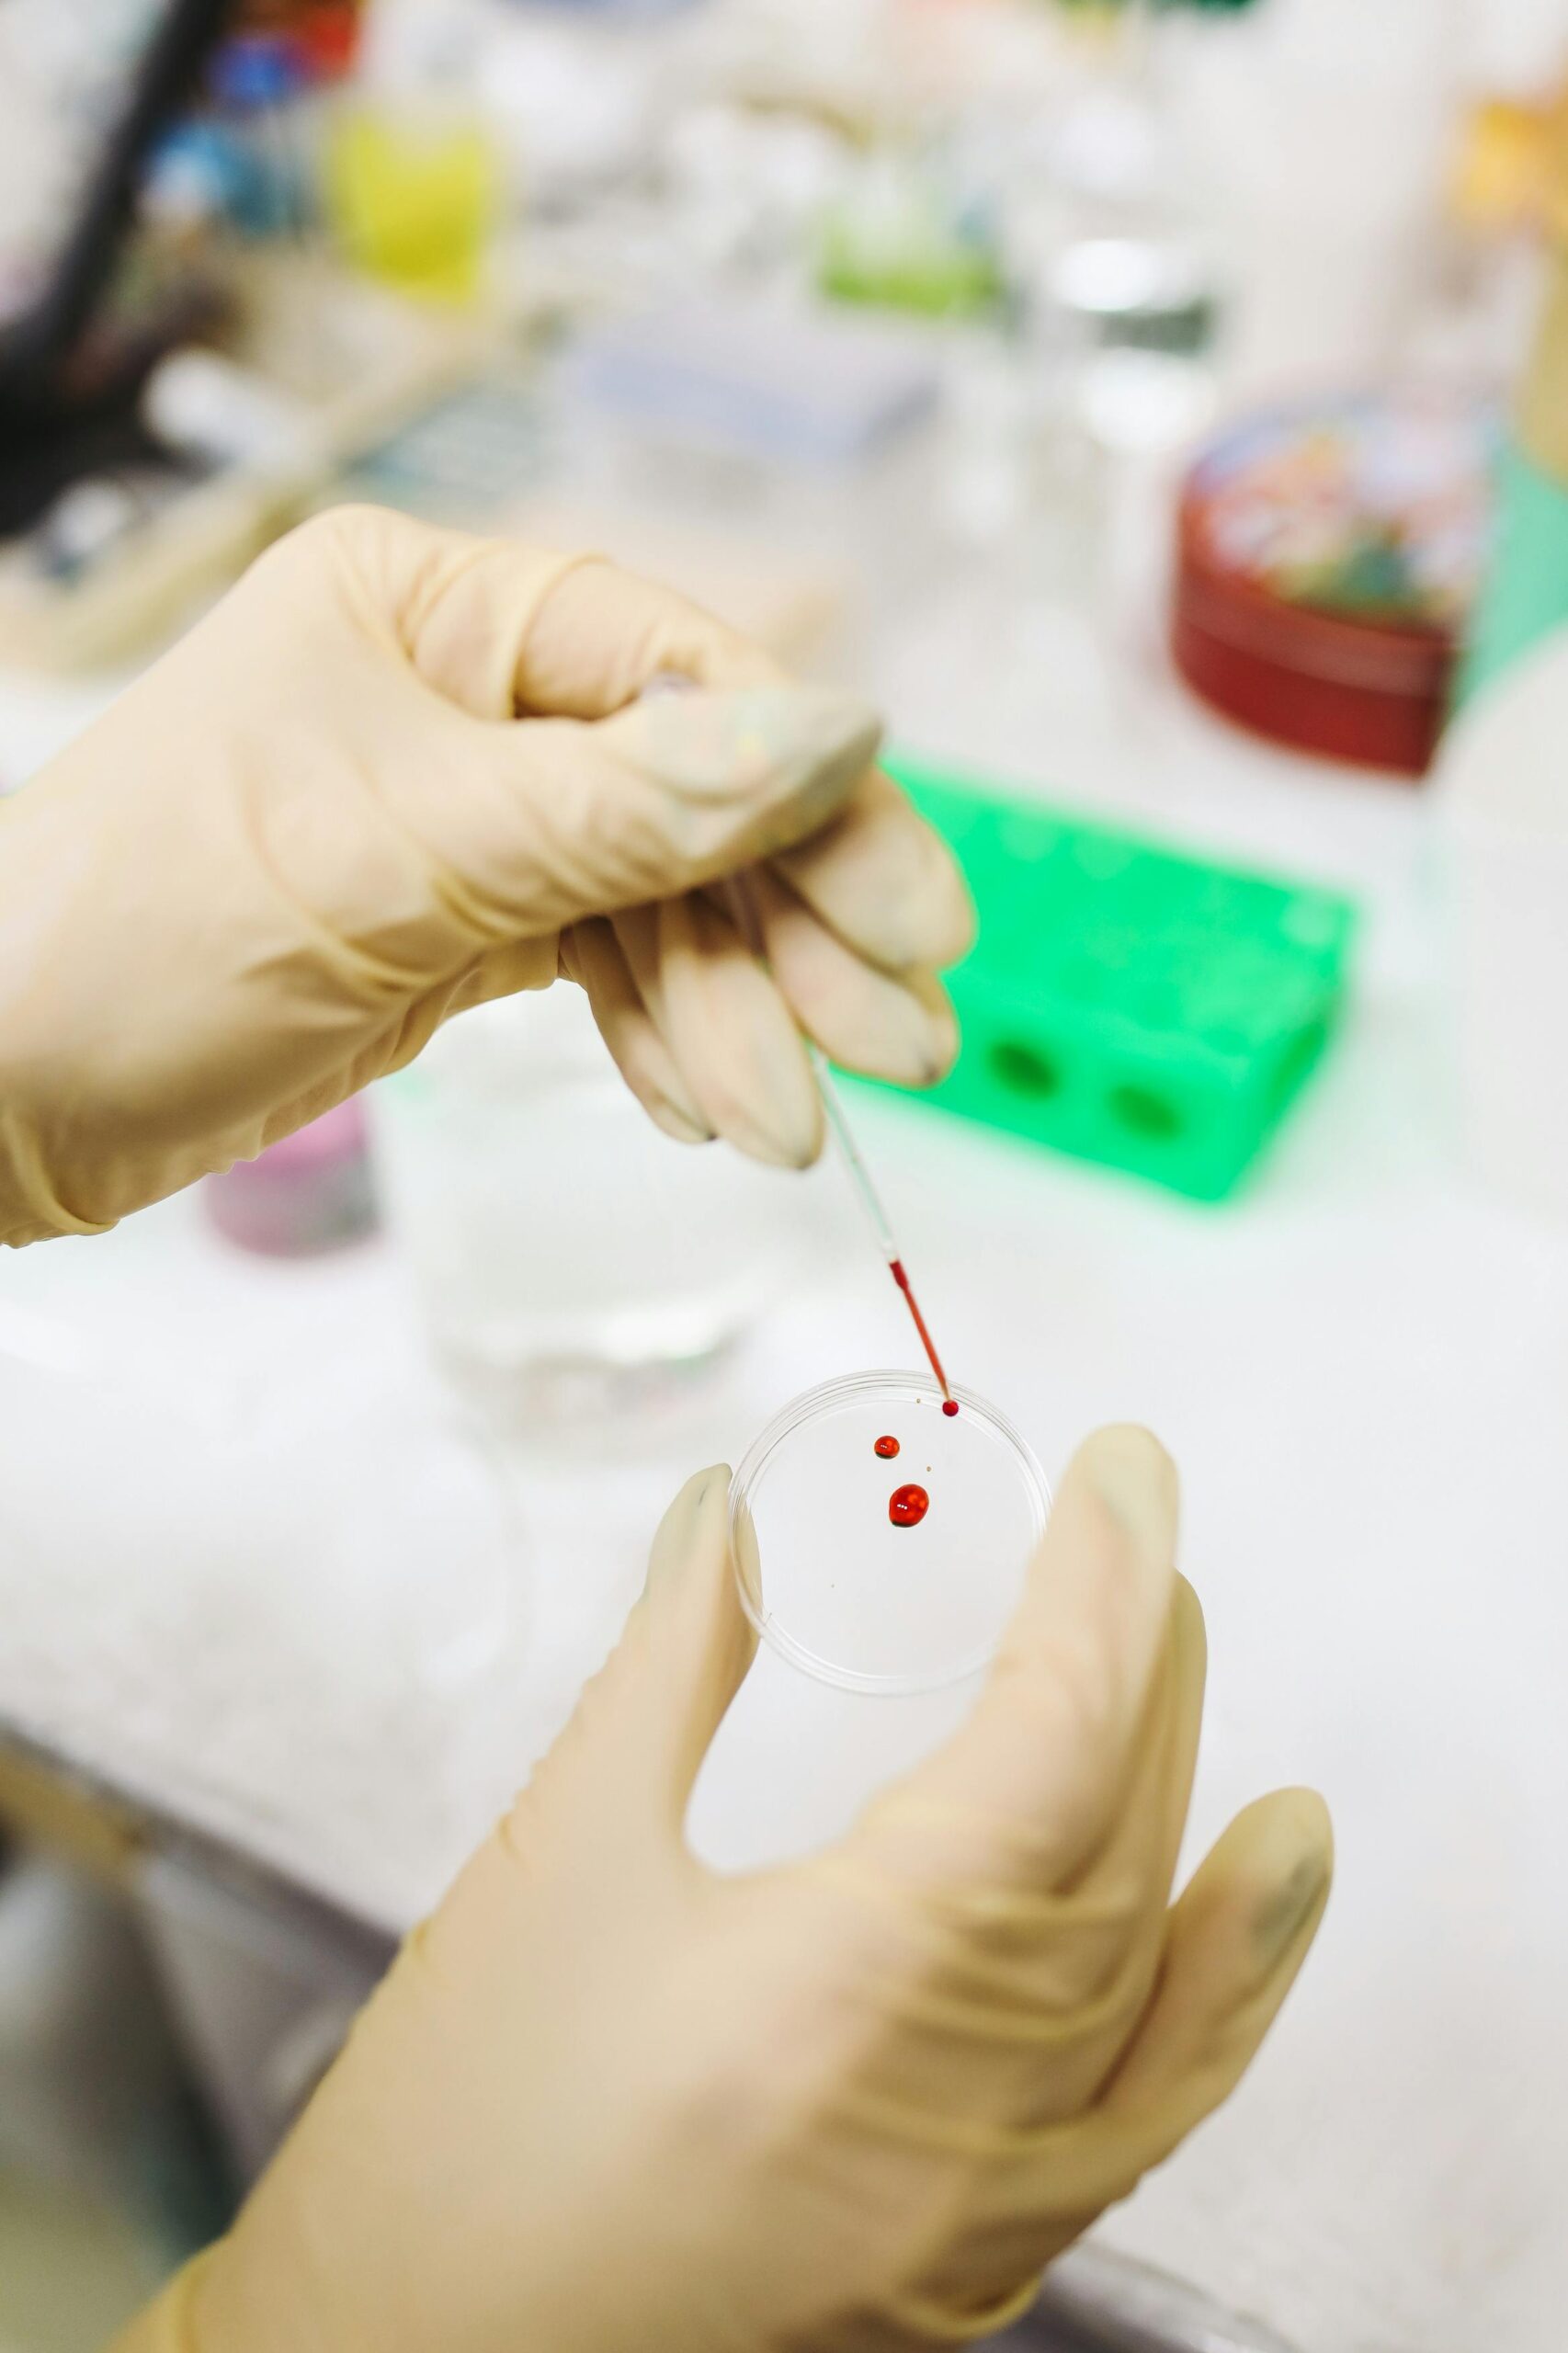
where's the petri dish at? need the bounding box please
[730,1370,1051,1696]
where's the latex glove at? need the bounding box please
[114,1427,1331,2353]
[0,506,971,1245]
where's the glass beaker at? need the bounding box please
[368,988,817,1436]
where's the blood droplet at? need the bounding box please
[889,1483,929,1529]
[941,1398,960,1417]
[873,1434,900,1459]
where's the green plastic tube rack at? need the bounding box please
[867,757,1358,1202]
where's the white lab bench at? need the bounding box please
[0,566,1563,2353]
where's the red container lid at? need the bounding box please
[1171,391,1494,778]
[295,1,360,80]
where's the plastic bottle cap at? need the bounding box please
[296,4,361,81]
[210,32,304,112]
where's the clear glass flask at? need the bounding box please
[368,987,816,1435]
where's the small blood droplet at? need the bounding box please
[873,1434,900,1460]
[889,1483,929,1529]
[941,1399,960,1417]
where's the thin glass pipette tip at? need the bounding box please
[809,1048,954,1405]
[811,1047,898,1260]
[638,663,955,1406]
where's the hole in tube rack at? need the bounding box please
[988,1040,1063,1099]
[1108,1082,1185,1141]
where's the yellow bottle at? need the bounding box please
[322,0,502,307]
[1439,117,1568,1220]
[1456,111,1568,705]
[324,103,499,305]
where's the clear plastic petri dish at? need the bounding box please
[730,1370,1051,1696]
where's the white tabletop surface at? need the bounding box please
[1,553,1563,2353]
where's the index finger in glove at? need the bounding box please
[964,1788,1333,2269]
[650,892,824,1167]
[773,765,976,977]
[415,687,883,945]
[322,505,788,720]
[938,1580,1208,2127]
[847,1784,1329,2335]
[1090,1786,1333,2148]
[513,554,789,716]
[828,1573,1204,2144]
[734,864,960,1088]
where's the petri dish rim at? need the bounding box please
[729,1369,1051,1696]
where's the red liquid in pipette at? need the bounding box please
[889,1258,957,1413]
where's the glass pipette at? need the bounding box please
[638,670,957,1404]
[809,1044,956,1410]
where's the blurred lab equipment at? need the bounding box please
[292,3,361,88]
[206,31,312,242]
[333,374,556,520]
[203,1099,378,1259]
[0,1850,222,2297]
[324,107,500,305]
[129,1845,386,2184]
[661,97,849,278]
[322,0,504,303]
[1440,125,1568,1221]
[1014,1,1224,454]
[1438,623,1568,1222]
[369,986,820,1433]
[555,295,949,628]
[1458,138,1568,706]
[537,0,699,16]
[1005,2242,1305,2353]
[0,0,233,536]
[1172,392,1494,776]
[0,0,499,671]
[1167,0,1463,392]
[817,142,1005,321]
[139,346,322,472]
[0,294,488,671]
[868,761,1357,1201]
[562,295,941,467]
[1433,91,1561,468]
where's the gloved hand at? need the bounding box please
[113,1427,1331,2353]
[0,505,971,1245]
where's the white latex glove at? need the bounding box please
[113,1427,1331,2353]
[0,506,971,1244]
